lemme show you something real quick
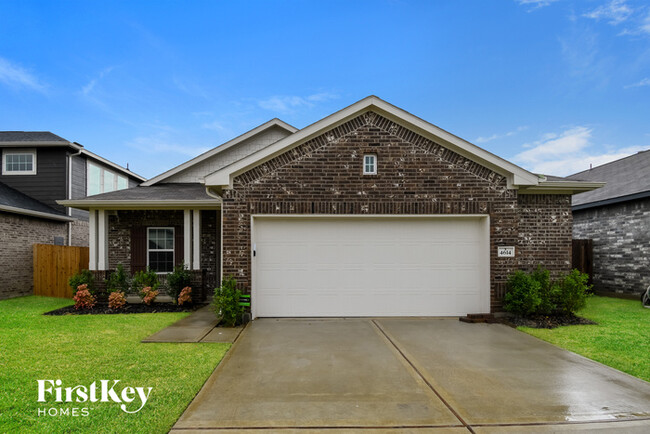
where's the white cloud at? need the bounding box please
[624,77,650,88]
[82,66,115,96]
[512,126,647,175]
[516,0,559,11]
[201,120,225,131]
[0,56,45,91]
[584,0,632,25]
[257,92,339,113]
[475,126,528,144]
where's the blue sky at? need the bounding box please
[0,0,648,178]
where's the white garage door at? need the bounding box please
[252,216,490,318]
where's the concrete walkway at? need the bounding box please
[173,318,650,432]
[141,305,244,343]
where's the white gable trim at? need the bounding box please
[203,96,542,190]
[142,118,298,186]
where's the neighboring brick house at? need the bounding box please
[567,150,650,297]
[62,96,601,316]
[0,132,144,299]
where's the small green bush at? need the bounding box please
[554,269,591,315]
[131,267,159,293]
[504,270,542,316]
[213,276,243,327]
[531,266,557,315]
[106,264,130,293]
[68,269,95,295]
[167,264,192,303]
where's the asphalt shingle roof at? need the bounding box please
[0,182,68,217]
[567,150,650,208]
[0,131,70,143]
[81,183,214,202]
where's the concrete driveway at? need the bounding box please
[173,318,650,433]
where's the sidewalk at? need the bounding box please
[142,305,244,343]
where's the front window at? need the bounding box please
[363,154,377,175]
[3,150,36,175]
[147,227,174,273]
[87,161,128,195]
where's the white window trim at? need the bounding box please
[87,160,128,195]
[146,227,175,274]
[363,154,377,175]
[2,149,37,175]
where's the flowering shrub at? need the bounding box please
[108,291,127,310]
[177,286,192,306]
[139,286,159,305]
[73,286,96,310]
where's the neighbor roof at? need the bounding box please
[0,182,73,221]
[203,96,603,195]
[567,150,650,210]
[58,183,220,210]
[0,131,74,146]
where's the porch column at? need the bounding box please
[97,209,108,270]
[89,209,97,270]
[183,210,191,268]
[192,210,201,270]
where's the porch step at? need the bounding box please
[459,313,496,324]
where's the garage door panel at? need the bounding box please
[253,217,489,317]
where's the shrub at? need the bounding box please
[504,270,542,316]
[553,269,591,315]
[73,286,96,310]
[177,286,192,306]
[139,286,159,305]
[213,276,243,327]
[531,266,557,316]
[106,264,130,294]
[69,270,95,295]
[108,291,127,310]
[167,264,191,303]
[131,267,159,293]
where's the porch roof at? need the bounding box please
[58,183,220,210]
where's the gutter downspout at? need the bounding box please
[67,146,84,246]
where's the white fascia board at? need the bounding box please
[141,119,298,187]
[57,199,220,210]
[204,95,540,189]
[81,149,146,181]
[0,204,75,221]
[518,181,606,195]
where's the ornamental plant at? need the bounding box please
[73,286,96,310]
[177,286,192,306]
[69,270,96,295]
[167,264,191,303]
[213,276,243,327]
[108,291,127,310]
[131,267,160,293]
[553,269,592,315]
[140,286,159,306]
[106,264,130,294]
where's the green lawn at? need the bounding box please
[520,296,650,382]
[0,296,229,433]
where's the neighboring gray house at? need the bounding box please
[62,96,601,316]
[0,132,145,299]
[568,150,650,296]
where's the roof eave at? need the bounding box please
[572,190,650,211]
[518,181,606,195]
[81,149,146,182]
[204,96,540,189]
[0,204,75,221]
[0,141,81,149]
[57,199,221,211]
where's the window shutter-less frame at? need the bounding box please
[131,227,147,273]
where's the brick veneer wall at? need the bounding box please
[573,197,650,295]
[107,210,219,281]
[0,211,68,299]
[221,111,573,310]
[70,219,89,247]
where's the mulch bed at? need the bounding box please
[499,314,597,329]
[44,303,207,316]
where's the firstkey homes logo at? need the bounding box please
[37,379,153,416]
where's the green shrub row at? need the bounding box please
[505,267,591,317]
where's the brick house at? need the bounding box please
[0,132,144,300]
[62,96,601,316]
[568,150,650,296]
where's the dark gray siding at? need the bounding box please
[0,147,67,212]
[573,197,650,295]
[70,154,89,220]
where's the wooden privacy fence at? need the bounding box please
[33,244,89,298]
[572,239,593,286]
